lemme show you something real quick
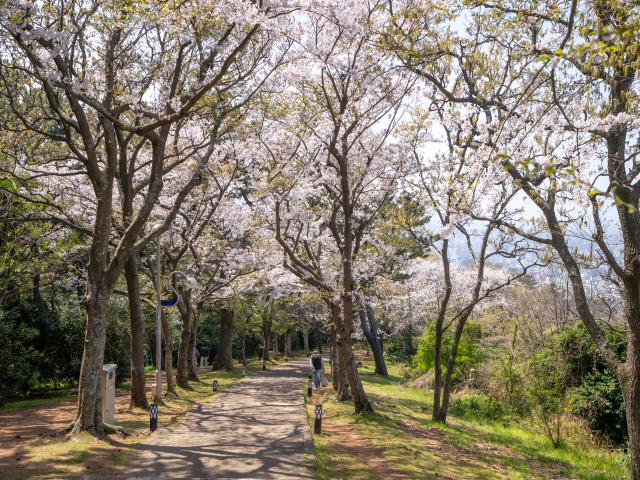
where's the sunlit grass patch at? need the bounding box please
[313,354,630,480]
[1,393,77,411]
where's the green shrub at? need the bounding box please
[385,328,417,364]
[449,395,509,423]
[413,321,483,385]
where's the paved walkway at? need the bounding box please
[83,359,315,480]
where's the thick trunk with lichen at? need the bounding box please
[303,330,309,355]
[213,307,234,371]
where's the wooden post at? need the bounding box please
[314,403,322,434]
[213,380,218,393]
[150,403,158,432]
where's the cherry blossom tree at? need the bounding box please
[397,103,549,422]
[0,0,298,435]
[385,0,640,468]
[249,2,418,413]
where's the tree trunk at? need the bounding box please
[213,307,234,371]
[357,305,387,376]
[187,316,199,381]
[340,296,372,413]
[316,326,323,354]
[224,311,234,370]
[273,331,279,359]
[125,256,149,409]
[329,302,351,401]
[263,319,272,362]
[286,330,294,358]
[432,239,452,422]
[438,309,474,422]
[242,333,246,366]
[330,323,349,398]
[73,288,111,435]
[303,330,309,355]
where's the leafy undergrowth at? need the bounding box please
[0,356,282,480]
[308,355,629,480]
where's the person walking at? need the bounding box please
[258,344,264,361]
[200,346,209,368]
[309,351,325,391]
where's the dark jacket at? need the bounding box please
[258,345,264,353]
[201,347,209,357]
[310,354,324,371]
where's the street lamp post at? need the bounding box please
[155,231,162,403]
[153,225,197,403]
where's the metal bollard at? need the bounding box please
[285,356,288,362]
[213,380,218,393]
[263,360,266,370]
[150,403,158,432]
[314,403,323,434]
[307,378,313,396]
[308,368,312,379]
[242,369,246,377]
[366,348,370,355]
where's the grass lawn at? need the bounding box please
[307,355,630,480]
[0,355,294,480]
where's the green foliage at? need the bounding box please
[487,323,628,446]
[449,395,509,423]
[385,328,417,364]
[0,296,133,401]
[527,346,569,448]
[491,326,529,419]
[413,321,483,385]
[104,300,132,386]
[0,309,40,406]
[553,323,628,445]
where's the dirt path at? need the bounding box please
[321,413,407,480]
